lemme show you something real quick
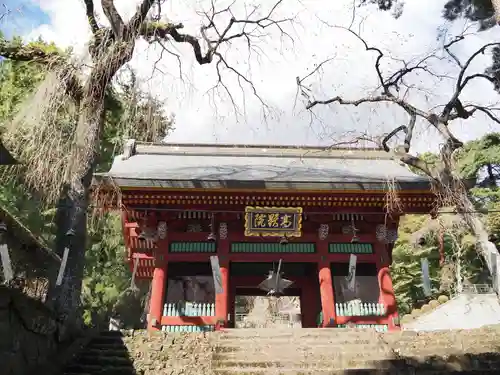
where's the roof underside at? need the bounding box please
[100,141,431,191]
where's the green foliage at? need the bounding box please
[455,133,500,179]
[82,213,131,324]
[0,60,45,124]
[0,40,174,326]
[392,132,500,315]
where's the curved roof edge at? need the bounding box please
[94,139,433,192]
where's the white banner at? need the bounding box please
[0,244,13,282]
[346,254,357,291]
[210,256,224,294]
[56,247,69,286]
[421,258,431,296]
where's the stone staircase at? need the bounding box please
[58,326,500,374]
[62,331,136,375]
[212,327,500,374]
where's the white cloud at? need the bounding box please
[21,0,500,152]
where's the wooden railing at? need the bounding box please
[337,324,388,332]
[163,302,215,316]
[335,302,386,317]
[161,302,216,332]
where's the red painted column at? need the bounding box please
[216,261,229,327]
[299,278,319,328]
[318,261,336,327]
[376,243,399,331]
[148,253,166,331]
[318,239,335,328]
[215,222,230,328]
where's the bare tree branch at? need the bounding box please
[129,0,156,32]
[298,26,500,177]
[0,4,10,22]
[101,0,124,39]
[441,42,500,121]
[83,0,100,35]
[444,35,465,68]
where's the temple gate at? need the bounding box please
[96,140,434,332]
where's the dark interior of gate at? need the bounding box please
[94,140,435,332]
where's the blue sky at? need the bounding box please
[1,0,49,38]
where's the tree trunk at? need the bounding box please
[46,43,134,333]
[456,195,500,292]
[492,0,500,24]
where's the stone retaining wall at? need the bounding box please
[0,285,66,375]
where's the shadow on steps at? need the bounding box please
[212,328,500,374]
[212,352,500,374]
[62,331,137,375]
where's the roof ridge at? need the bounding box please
[134,140,383,152]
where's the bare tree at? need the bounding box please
[297,25,500,292]
[0,0,292,330]
[0,4,9,22]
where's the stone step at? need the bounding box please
[215,338,386,348]
[213,369,500,375]
[396,348,500,358]
[213,349,395,362]
[218,336,382,343]
[99,330,125,337]
[63,363,136,375]
[214,345,393,356]
[87,342,128,350]
[84,348,131,357]
[74,354,134,366]
[220,329,382,337]
[90,336,126,345]
[213,359,403,370]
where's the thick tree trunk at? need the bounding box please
[46,101,103,335]
[492,0,500,24]
[46,43,134,334]
[459,197,500,292]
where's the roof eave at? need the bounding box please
[94,175,432,193]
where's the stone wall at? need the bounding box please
[122,330,213,375]
[0,285,67,375]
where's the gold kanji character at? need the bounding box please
[280,214,293,228]
[267,213,279,227]
[254,214,267,227]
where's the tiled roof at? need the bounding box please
[97,140,431,191]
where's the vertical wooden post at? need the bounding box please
[376,243,399,331]
[318,261,335,327]
[300,279,319,327]
[216,262,229,327]
[215,221,230,328]
[148,253,166,332]
[318,240,335,328]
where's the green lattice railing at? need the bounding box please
[231,242,316,253]
[329,243,373,254]
[169,242,216,253]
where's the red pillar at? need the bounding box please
[376,243,399,331]
[148,253,166,331]
[215,224,230,328]
[215,261,229,327]
[300,279,318,327]
[318,261,336,327]
[317,238,335,328]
